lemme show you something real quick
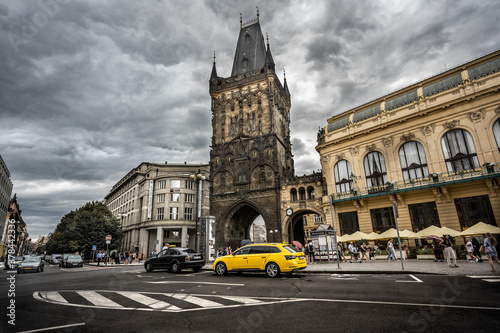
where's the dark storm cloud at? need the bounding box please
[0,0,498,239]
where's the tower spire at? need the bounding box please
[265,33,275,69]
[210,51,218,81]
[240,13,242,29]
[257,6,259,22]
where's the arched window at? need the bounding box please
[290,188,297,201]
[399,141,429,181]
[334,160,353,193]
[441,129,479,172]
[364,152,388,187]
[299,187,306,200]
[307,186,315,200]
[493,119,500,152]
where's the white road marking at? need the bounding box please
[44,291,68,303]
[18,322,85,333]
[147,281,245,286]
[116,292,180,310]
[467,275,499,278]
[482,279,500,283]
[396,275,423,283]
[218,295,263,304]
[76,291,123,308]
[169,294,222,308]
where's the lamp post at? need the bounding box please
[190,170,206,251]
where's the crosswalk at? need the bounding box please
[34,290,302,312]
[467,275,500,283]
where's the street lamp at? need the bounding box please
[190,170,206,251]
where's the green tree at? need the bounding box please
[45,201,122,255]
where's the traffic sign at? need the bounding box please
[92,245,97,251]
[105,235,112,241]
[106,240,111,244]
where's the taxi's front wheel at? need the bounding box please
[215,262,227,276]
[265,262,280,278]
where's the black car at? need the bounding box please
[63,254,83,268]
[144,247,205,273]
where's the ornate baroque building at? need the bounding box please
[105,163,209,255]
[316,50,500,236]
[209,13,295,249]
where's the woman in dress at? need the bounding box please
[439,235,458,268]
[484,232,500,272]
[360,242,370,262]
[465,238,477,263]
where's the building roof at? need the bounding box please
[231,20,267,76]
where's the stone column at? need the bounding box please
[181,225,188,247]
[156,226,163,253]
[139,228,148,256]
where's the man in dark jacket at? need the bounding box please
[471,236,482,262]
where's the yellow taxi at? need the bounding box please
[213,243,307,278]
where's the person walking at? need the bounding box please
[337,244,346,262]
[360,242,370,262]
[471,236,482,262]
[439,234,458,268]
[307,240,315,264]
[465,238,477,262]
[484,232,500,272]
[387,239,397,261]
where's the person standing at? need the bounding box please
[465,238,477,262]
[96,251,103,266]
[337,244,346,262]
[439,235,458,268]
[360,242,370,262]
[484,232,500,272]
[307,240,315,264]
[387,240,397,261]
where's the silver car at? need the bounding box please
[17,256,44,274]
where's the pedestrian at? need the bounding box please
[96,251,103,266]
[360,242,370,262]
[124,250,129,264]
[471,236,482,262]
[151,249,156,258]
[348,242,359,263]
[337,244,346,262]
[483,232,500,272]
[433,239,444,262]
[307,240,315,264]
[139,252,143,262]
[439,234,458,268]
[465,238,477,262]
[162,243,169,250]
[387,240,397,261]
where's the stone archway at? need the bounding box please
[286,209,326,247]
[221,202,269,251]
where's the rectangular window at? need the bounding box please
[170,180,180,188]
[184,208,193,220]
[338,212,359,235]
[408,202,440,232]
[157,208,164,220]
[370,207,396,233]
[157,194,165,203]
[186,181,194,189]
[158,180,166,189]
[238,163,247,182]
[185,194,194,203]
[314,215,322,224]
[171,193,180,202]
[454,195,496,230]
[169,207,179,220]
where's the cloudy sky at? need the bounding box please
[1,0,499,239]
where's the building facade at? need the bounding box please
[0,155,13,256]
[2,195,29,257]
[209,13,294,250]
[317,50,500,236]
[105,163,209,256]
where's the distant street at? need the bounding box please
[1,262,499,333]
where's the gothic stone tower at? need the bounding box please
[209,13,293,249]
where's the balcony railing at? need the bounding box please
[331,163,500,203]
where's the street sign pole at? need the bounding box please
[393,202,404,271]
[329,196,340,269]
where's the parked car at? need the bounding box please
[59,253,72,267]
[213,243,307,278]
[63,254,83,268]
[50,254,62,265]
[144,247,205,273]
[17,256,44,274]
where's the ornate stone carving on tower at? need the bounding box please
[209,11,293,249]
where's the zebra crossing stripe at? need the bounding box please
[482,279,500,283]
[116,292,181,310]
[169,294,223,308]
[76,291,123,308]
[45,291,68,304]
[217,295,263,304]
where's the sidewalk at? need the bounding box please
[203,259,500,276]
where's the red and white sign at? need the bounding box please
[105,235,112,241]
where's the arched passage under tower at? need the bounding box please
[221,203,270,250]
[286,209,326,247]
